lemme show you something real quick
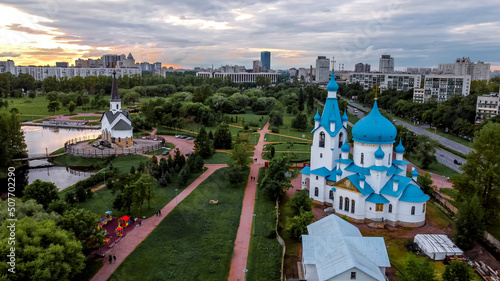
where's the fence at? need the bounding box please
[275,200,286,281]
[429,190,458,215]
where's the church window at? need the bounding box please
[338,133,343,148]
[422,203,426,213]
[320,153,323,158]
[411,206,415,215]
[116,104,118,109]
[360,153,364,165]
[376,204,384,212]
[319,132,325,147]
[351,272,356,279]
[345,197,350,212]
[329,190,333,199]
[339,196,343,209]
[389,204,393,213]
[351,200,355,213]
[314,187,319,197]
[388,153,391,165]
[316,176,318,180]
[118,137,121,143]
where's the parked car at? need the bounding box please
[186,137,194,140]
[185,151,194,157]
[162,150,170,155]
[97,145,105,150]
[100,140,112,148]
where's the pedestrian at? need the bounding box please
[113,255,117,263]
[159,209,161,216]
[155,211,158,216]
[108,255,112,264]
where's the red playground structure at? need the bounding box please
[118,216,130,228]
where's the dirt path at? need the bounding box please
[90,164,227,281]
[228,122,269,281]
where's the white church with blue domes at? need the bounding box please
[300,70,429,227]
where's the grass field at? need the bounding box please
[52,154,109,168]
[204,152,230,164]
[406,154,459,178]
[246,168,282,281]
[439,188,458,199]
[264,133,311,143]
[144,143,175,155]
[425,128,472,148]
[228,113,269,129]
[109,168,247,281]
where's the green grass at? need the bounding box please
[50,147,65,155]
[427,201,454,229]
[228,113,269,129]
[264,142,311,153]
[155,126,197,137]
[52,154,109,168]
[247,168,282,281]
[109,168,247,281]
[109,154,150,174]
[73,258,103,281]
[264,134,311,142]
[486,215,500,241]
[406,154,459,178]
[425,128,472,148]
[278,195,301,279]
[346,112,360,123]
[204,152,230,164]
[144,143,175,156]
[439,188,458,199]
[69,116,101,120]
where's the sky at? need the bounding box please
[1,0,499,71]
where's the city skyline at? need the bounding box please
[1,0,500,70]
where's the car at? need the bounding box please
[186,137,194,140]
[180,135,187,139]
[100,140,112,148]
[354,109,358,113]
[97,145,105,150]
[162,150,170,155]
[175,135,180,138]
[185,151,194,157]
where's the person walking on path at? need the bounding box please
[113,255,116,263]
[108,255,112,264]
[159,209,161,216]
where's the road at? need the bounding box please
[345,100,466,173]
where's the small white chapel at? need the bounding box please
[300,69,429,227]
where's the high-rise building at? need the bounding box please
[354,63,370,73]
[438,57,491,81]
[153,62,162,70]
[252,60,263,73]
[55,62,69,68]
[476,92,499,124]
[315,56,331,83]
[261,51,271,71]
[379,55,394,73]
[0,60,17,75]
[348,73,420,91]
[423,75,471,102]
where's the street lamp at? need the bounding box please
[252,213,256,236]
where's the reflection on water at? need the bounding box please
[22,126,101,190]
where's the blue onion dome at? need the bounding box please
[352,101,397,144]
[359,174,366,181]
[336,168,343,176]
[327,70,339,92]
[314,109,321,121]
[394,175,400,182]
[412,168,419,177]
[375,144,385,159]
[341,141,350,153]
[342,111,348,122]
[395,139,405,154]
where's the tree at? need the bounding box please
[213,124,232,149]
[289,190,313,216]
[454,123,500,218]
[58,208,104,254]
[47,100,60,114]
[442,260,474,281]
[0,217,85,281]
[417,173,433,194]
[0,112,27,178]
[134,174,155,210]
[260,157,292,201]
[287,211,314,240]
[0,199,60,225]
[194,155,204,172]
[398,253,436,281]
[454,194,485,250]
[23,180,59,209]
[269,110,283,127]
[194,127,213,158]
[173,149,186,172]
[415,135,438,169]
[67,101,76,114]
[291,112,308,130]
[178,167,189,186]
[298,87,305,111]
[270,146,275,158]
[226,143,251,185]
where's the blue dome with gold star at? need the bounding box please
[352,101,396,144]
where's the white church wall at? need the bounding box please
[352,142,394,168]
[397,201,426,223]
[327,267,379,281]
[111,129,133,138]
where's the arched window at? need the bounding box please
[329,190,333,199]
[411,206,415,215]
[388,153,391,165]
[319,132,325,147]
[345,197,350,212]
[338,133,343,148]
[314,187,319,197]
[351,200,355,213]
[320,153,323,158]
[422,203,426,213]
[116,104,118,109]
[339,196,343,209]
[389,204,393,213]
[361,153,364,165]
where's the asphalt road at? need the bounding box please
[345,101,466,173]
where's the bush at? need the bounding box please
[271,127,280,133]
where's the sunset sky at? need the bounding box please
[1,0,499,70]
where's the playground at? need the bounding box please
[94,212,141,255]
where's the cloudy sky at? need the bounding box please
[1,0,499,70]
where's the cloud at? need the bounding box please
[0,52,20,57]
[0,0,499,69]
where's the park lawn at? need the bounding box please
[439,188,458,199]
[264,142,311,153]
[110,154,151,174]
[73,258,103,281]
[49,147,65,155]
[76,170,204,218]
[52,153,109,168]
[109,168,247,281]
[427,201,454,229]
[144,143,175,156]
[69,116,101,120]
[486,215,500,241]
[204,152,230,164]
[264,133,311,143]
[155,126,197,137]
[247,168,282,281]
[227,113,269,129]
[425,128,473,148]
[406,154,459,178]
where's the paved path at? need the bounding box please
[228,122,270,281]
[90,164,227,281]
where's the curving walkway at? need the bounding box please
[90,163,227,281]
[228,122,270,281]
